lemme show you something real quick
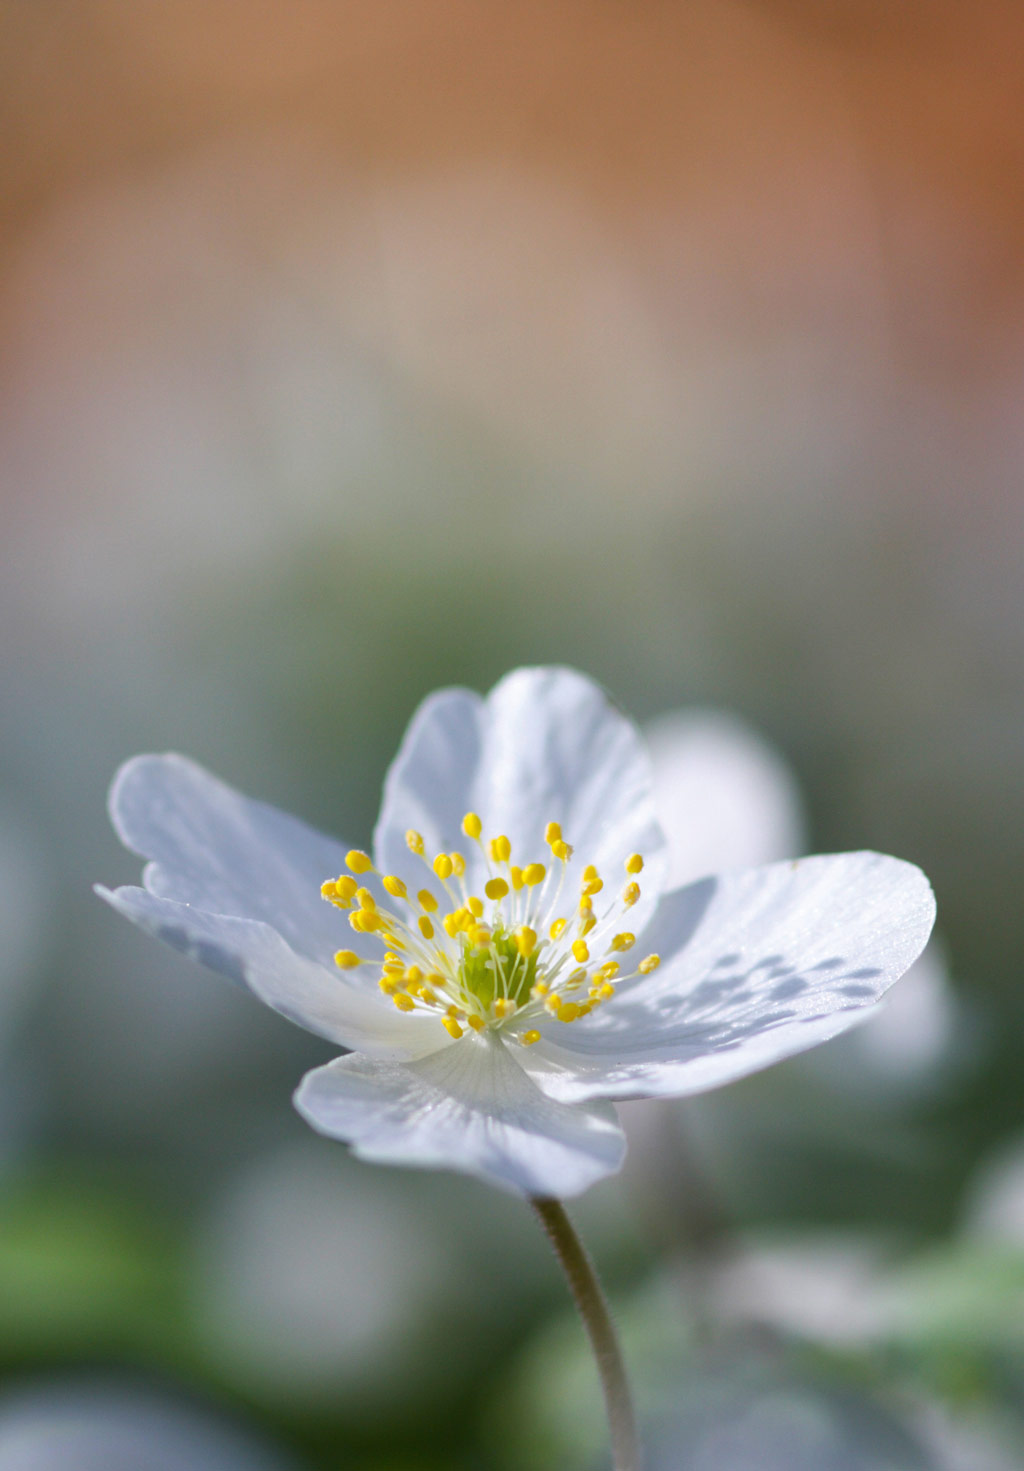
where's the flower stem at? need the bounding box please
[529,1196,640,1471]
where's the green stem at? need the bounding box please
[530,1196,640,1471]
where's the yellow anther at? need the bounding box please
[626,853,644,874]
[467,1013,486,1031]
[350,909,380,933]
[639,954,661,974]
[577,1002,593,1017]
[559,1003,582,1023]
[446,1004,461,1018]
[550,917,567,940]
[335,875,358,902]
[334,950,360,969]
[572,940,590,963]
[485,877,509,901]
[579,896,594,916]
[623,882,641,907]
[468,925,491,948]
[466,896,484,918]
[379,975,399,995]
[382,959,406,976]
[545,994,563,1015]
[462,812,482,839]
[418,916,435,939]
[531,980,549,999]
[611,932,635,952]
[355,887,376,910]
[494,998,515,1019]
[443,1016,464,1039]
[580,914,596,936]
[433,853,453,880]
[393,993,415,1011]
[405,965,423,986]
[584,877,604,896]
[596,961,620,980]
[583,864,599,885]
[418,889,439,912]
[523,863,546,887]
[443,913,460,938]
[420,988,438,1006]
[544,821,562,845]
[346,850,373,874]
[516,926,537,958]
[406,830,425,855]
[382,875,407,899]
[564,972,585,992]
[320,880,338,900]
[522,1029,542,1046]
[597,982,616,1001]
[489,835,512,863]
[510,865,525,890]
[552,839,573,861]
[451,851,466,877]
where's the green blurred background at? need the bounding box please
[2,3,1024,1466]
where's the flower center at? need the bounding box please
[319,814,659,1048]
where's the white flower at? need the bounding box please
[97,666,935,1200]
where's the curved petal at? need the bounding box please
[294,1030,626,1198]
[96,886,446,1058]
[521,852,937,1102]
[374,667,668,930]
[108,754,354,967]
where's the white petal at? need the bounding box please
[108,754,353,967]
[523,853,936,1102]
[294,1029,625,1198]
[96,886,445,1057]
[374,666,668,928]
[645,709,805,887]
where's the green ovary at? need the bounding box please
[459,927,538,1011]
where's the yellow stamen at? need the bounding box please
[552,839,573,860]
[418,889,438,912]
[334,950,360,969]
[489,835,512,863]
[572,940,590,963]
[494,998,515,1019]
[466,896,484,918]
[320,880,338,900]
[485,877,509,900]
[418,916,434,939]
[433,853,453,880]
[626,853,644,874]
[611,932,635,951]
[393,993,415,1011]
[443,1016,464,1039]
[467,1013,485,1031]
[462,812,482,839]
[382,875,407,898]
[623,881,641,907]
[379,975,399,994]
[544,821,562,845]
[639,954,661,974]
[523,863,546,887]
[355,887,376,910]
[406,830,424,855]
[550,917,567,940]
[346,850,373,874]
[516,926,537,957]
[531,980,549,999]
[335,875,358,902]
[510,865,525,890]
[596,961,619,980]
[522,1029,542,1046]
[559,1002,582,1023]
[451,851,466,877]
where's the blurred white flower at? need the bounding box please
[192,1140,459,1407]
[0,1383,294,1471]
[645,706,962,1097]
[99,667,934,1199]
[645,709,806,887]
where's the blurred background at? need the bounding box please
[3,2,1024,1466]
